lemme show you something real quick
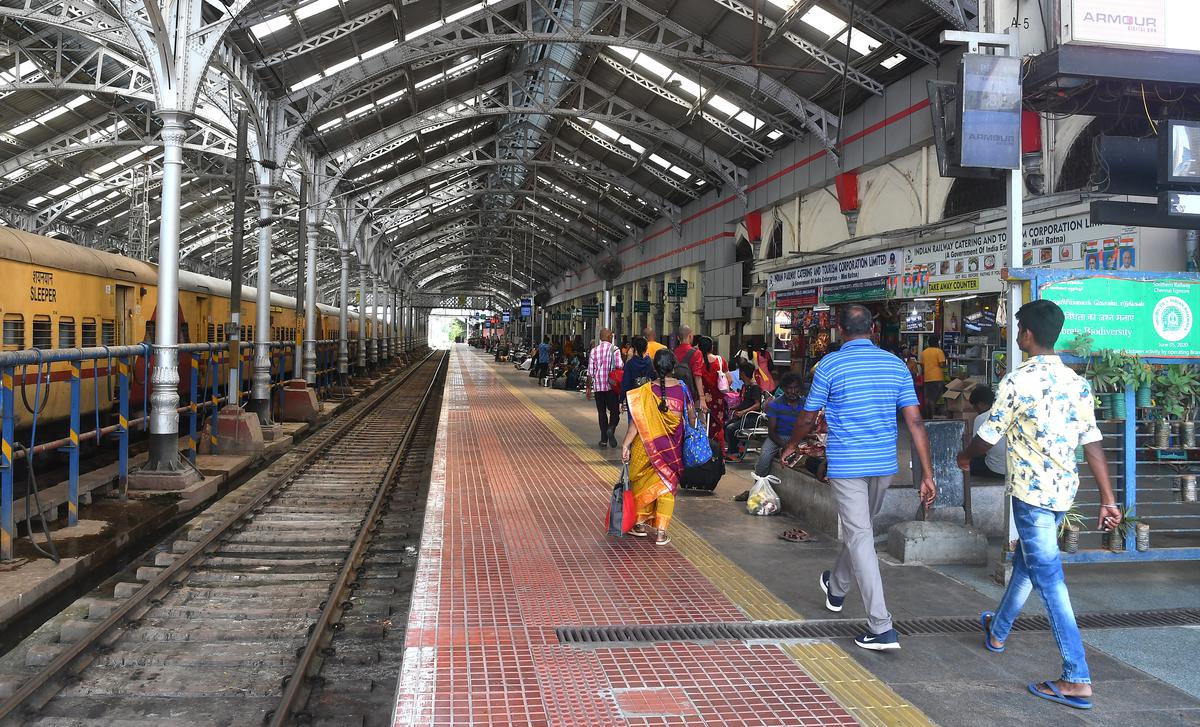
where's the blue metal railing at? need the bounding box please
[0,337,416,560]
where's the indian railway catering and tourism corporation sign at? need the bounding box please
[1043,275,1200,359]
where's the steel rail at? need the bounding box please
[268,350,448,726]
[0,351,441,723]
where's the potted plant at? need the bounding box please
[1154,365,1200,448]
[1128,358,1155,408]
[1089,350,1124,419]
[1058,507,1085,554]
[1107,508,1138,553]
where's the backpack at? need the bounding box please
[673,347,698,394]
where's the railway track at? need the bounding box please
[0,350,447,727]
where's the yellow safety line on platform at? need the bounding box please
[495,372,936,727]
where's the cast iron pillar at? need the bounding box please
[302,217,319,385]
[142,110,196,478]
[357,264,367,373]
[337,250,350,379]
[250,185,276,427]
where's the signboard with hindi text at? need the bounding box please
[1041,274,1200,359]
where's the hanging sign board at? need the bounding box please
[959,54,1022,169]
[768,251,902,291]
[770,287,820,309]
[633,300,651,313]
[1063,0,1200,53]
[581,304,600,318]
[502,312,511,324]
[1042,275,1200,358]
[667,282,689,297]
[821,278,891,305]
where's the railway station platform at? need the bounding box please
[396,346,1200,726]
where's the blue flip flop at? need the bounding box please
[980,611,1004,653]
[1027,681,1093,710]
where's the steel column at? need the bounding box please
[227,112,248,397]
[303,213,319,385]
[357,264,367,372]
[293,174,307,380]
[337,251,350,379]
[68,361,80,526]
[145,111,187,472]
[367,277,378,366]
[252,186,275,426]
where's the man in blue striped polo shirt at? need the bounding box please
[782,304,937,651]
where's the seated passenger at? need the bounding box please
[724,362,763,461]
[735,373,805,501]
[969,386,1007,479]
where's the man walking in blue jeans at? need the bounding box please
[958,299,1121,711]
[781,305,937,651]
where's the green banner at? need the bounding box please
[820,278,890,304]
[1042,275,1199,359]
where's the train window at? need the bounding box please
[58,317,75,348]
[32,316,52,349]
[3,314,24,350]
[207,323,215,343]
[217,324,226,342]
[145,321,155,342]
[246,325,254,341]
[239,325,247,341]
[180,323,189,343]
[101,319,116,346]
[81,318,97,347]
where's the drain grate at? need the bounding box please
[556,608,1200,646]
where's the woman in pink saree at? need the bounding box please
[620,349,693,546]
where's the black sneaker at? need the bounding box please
[598,439,609,448]
[820,570,845,613]
[855,628,900,651]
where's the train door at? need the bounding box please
[115,284,135,345]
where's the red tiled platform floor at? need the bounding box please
[392,349,858,726]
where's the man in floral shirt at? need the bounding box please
[958,299,1121,711]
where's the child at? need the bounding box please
[968,386,1007,478]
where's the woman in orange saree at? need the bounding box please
[620,350,691,546]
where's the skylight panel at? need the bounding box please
[648,153,671,169]
[445,2,484,24]
[634,55,672,79]
[250,15,290,39]
[296,0,338,20]
[27,196,45,206]
[591,121,620,140]
[49,183,72,196]
[767,130,784,141]
[406,20,443,41]
[326,57,358,75]
[835,28,881,56]
[610,46,637,60]
[292,73,322,92]
[669,165,691,179]
[317,117,343,132]
[708,95,739,117]
[670,74,701,98]
[735,111,763,131]
[361,40,396,60]
[801,6,847,38]
[880,53,906,69]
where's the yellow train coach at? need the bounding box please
[0,226,360,434]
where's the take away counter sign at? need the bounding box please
[1042,275,1199,359]
[899,214,1139,297]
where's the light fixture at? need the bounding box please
[946,295,978,303]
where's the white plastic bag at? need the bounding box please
[746,474,781,516]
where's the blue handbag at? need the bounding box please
[680,387,714,468]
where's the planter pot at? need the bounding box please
[1108,530,1126,553]
[1136,522,1151,552]
[1096,393,1114,418]
[1182,421,1196,449]
[1060,525,1080,554]
[1111,394,1127,420]
[1136,385,1153,408]
[1075,445,1085,464]
[1181,474,1198,504]
[1154,420,1171,449]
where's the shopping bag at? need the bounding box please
[606,465,636,536]
[683,411,714,468]
[746,474,781,516]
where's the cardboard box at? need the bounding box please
[943,377,983,414]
